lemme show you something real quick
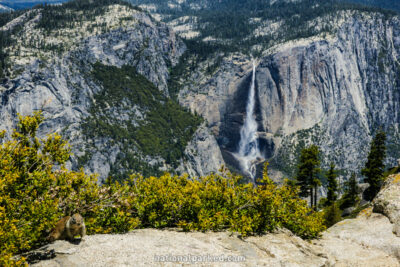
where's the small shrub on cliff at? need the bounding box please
[323,202,341,227]
[0,112,66,265]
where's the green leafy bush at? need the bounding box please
[1,113,325,265]
[0,112,139,265]
[131,164,326,238]
[323,202,342,227]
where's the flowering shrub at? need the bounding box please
[131,164,325,238]
[0,113,325,265]
[0,112,138,266]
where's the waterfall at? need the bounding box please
[236,61,261,182]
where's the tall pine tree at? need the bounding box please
[340,173,359,209]
[326,163,338,206]
[296,145,321,208]
[361,130,386,201]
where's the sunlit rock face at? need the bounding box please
[255,12,400,177]
[180,12,400,180]
[0,4,212,181]
[3,3,400,182]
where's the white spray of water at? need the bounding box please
[236,61,261,182]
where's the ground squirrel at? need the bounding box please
[47,214,86,242]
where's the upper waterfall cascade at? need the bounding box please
[236,61,263,182]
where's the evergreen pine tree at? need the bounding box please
[326,163,338,206]
[341,173,359,209]
[361,130,386,200]
[296,145,321,208]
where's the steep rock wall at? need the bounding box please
[180,11,400,179]
[0,4,222,180]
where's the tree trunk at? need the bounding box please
[310,187,313,208]
[314,185,318,210]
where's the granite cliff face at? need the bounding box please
[177,123,225,178]
[0,2,222,180]
[179,10,400,179]
[2,2,400,182]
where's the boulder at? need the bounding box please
[317,207,400,265]
[341,207,355,217]
[374,174,400,236]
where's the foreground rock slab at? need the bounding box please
[31,225,399,267]
[32,229,330,267]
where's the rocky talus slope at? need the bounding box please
[30,174,400,266]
